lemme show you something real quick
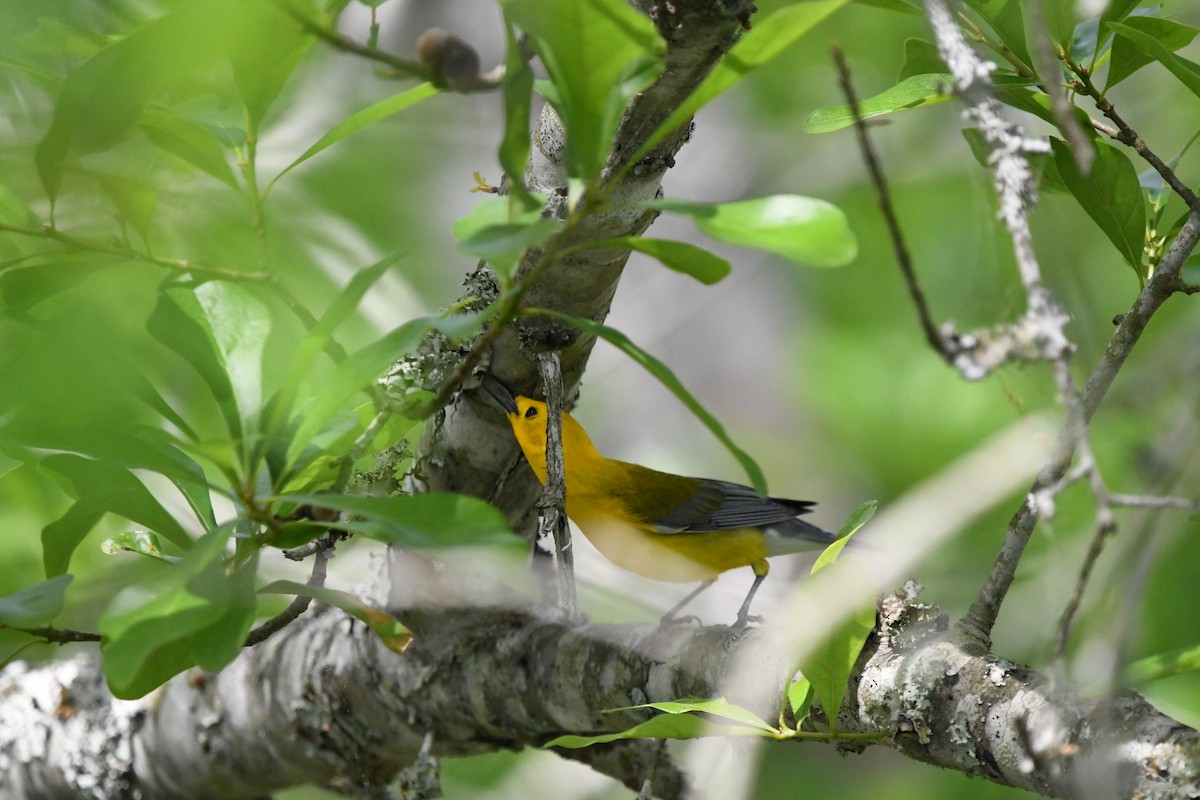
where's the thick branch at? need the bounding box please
[3,572,1196,799]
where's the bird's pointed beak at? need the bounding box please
[480,374,518,415]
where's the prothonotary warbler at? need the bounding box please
[484,377,838,628]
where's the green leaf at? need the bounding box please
[643,196,856,268]
[0,575,73,627]
[101,531,171,562]
[138,108,239,189]
[193,281,271,435]
[962,0,1031,66]
[280,492,516,548]
[546,697,775,748]
[588,237,731,285]
[499,19,538,211]
[286,311,489,466]
[147,286,242,440]
[897,38,945,81]
[1125,642,1200,684]
[99,523,254,699]
[1095,0,1144,60]
[228,0,314,128]
[92,171,158,243]
[40,453,194,576]
[804,73,953,133]
[458,221,562,279]
[34,0,234,200]
[636,0,850,165]
[259,580,412,653]
[811,500,876,574]
[268,83,439,191]
[1107,18,1200,91]
[853,0,921,13]
[786,675,814,723]
[1050,136,1146,272]
[530,310,767,495]
[1040,0,1076,49]
[502,0,666,183]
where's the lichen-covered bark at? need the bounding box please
[4,569,1196,799]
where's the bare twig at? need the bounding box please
[245,546,331,646]
[831,48,944,359]
[1109,493,1200,511]
[0,625,101,645]
[536,350,581,623]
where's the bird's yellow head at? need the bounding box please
[481,375,601,483]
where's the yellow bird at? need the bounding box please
[484,377,838,627]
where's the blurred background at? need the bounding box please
[1,0,1198,797]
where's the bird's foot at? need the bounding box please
[658,612,704,628]
[722,613,764,647]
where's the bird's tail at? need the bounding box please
[763,517,840,555]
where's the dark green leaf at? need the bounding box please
[898,39,945,81]
[530,310,768,496]
[1096,0,1146,60]
[281,492,516,547]
[502,0,666,183]
[0,574,73,627]
[804,73,953,133]
[637,0,850,164]
[852,0,921,13]
[259,579,412,652]
[589,237,731,285]
[643,196,856,268]
[1107,18,1200,91]
[1041,0,1076,49]
[1050,137,1146,272]
[40,453,194,575]
[138,108,239,189]
[269,83,439,190]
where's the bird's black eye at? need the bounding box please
[524,406,538,418]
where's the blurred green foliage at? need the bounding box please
[1,0,1199,796]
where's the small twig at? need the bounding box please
[244,546,331,646]
[832,48,945,361]
[1068,63,1200,214]
[536,350,581,623]
[282,528,348,562]
[0,625,101,644]
[1109,493,1200,512]
[0,222,270,284]
[281,4,432,81]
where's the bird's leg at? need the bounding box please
[727,560,770,638]
[659,579,717,626]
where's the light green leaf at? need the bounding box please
[268,83,439,191]
[1107,18,1200,92]
[644,196,856,268]
[34,0,234,200]
[138,108,239,189]
[0,575,73,627]
[1050,137,1146,273]
[228,0,314,128]
[194,281,271,434]
[786,675,814,723]
[259,579,412,653]
[502,0,666,182]
[546,697,775,748]
[804,73,953,133]
[589,237,731,285]
[1125,642,1200,684]
[636,0,850,165]
[530,309,767,496]
[99,524,254,699]
[101,530,169,561]
[811,499,877,574]
[280,492,515,547]
[962,0,1031,66]
[40,453,194,576]
[458,220,562,279]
